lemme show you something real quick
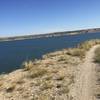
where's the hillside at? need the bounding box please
[0,28,100,42]
[0,40,100,100]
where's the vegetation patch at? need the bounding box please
[5,84,16,93]
[28,67,48,78]
[67,48,85,58]
[66,39,100,59]
[94,47,100,63]
[22,61,34,71]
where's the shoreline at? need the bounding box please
[0,28,100,42]
[0,40,100,99]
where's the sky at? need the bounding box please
[0,0,100,37]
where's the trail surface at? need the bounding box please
[73,45,100,100]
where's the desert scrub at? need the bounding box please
[94,47,100,63]
[60,85,70,94]
[0,81,3,88]
[22,61,34,71]
[67,48,85,58]
[52,74,65,81]
[57,57,66,62]
[5,83,16,93]
[79,39,100,50]
[44,75,53,81]
[40,80,54,91]
[68,75,75,85]
[28,67,48,78]
[67,39,100,59]
[37,93,55,100]
[57,55,70,63]
[15,79,25,84]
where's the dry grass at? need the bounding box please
[37,94,55,100]
[5,83,16,93]
[67,39,100,59]
[40,80,54,91]
[28,67,48,78]
[78,39,100,51]
[22,61,34,71]
[94,47,100,63]
[0,81,3,87]
[67,48,85,58]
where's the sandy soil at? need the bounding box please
[72,45,100,100]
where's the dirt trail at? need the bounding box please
[72,45,100,100]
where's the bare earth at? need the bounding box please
[72,45,100,100]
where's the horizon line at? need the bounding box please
[1,27,100,38]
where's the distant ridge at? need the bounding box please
[0,28,100,42]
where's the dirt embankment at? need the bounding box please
[0,44,100,100]
[71,45,100,100]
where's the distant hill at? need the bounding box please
[0,28,100,42]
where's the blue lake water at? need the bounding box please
[0,32,100,73]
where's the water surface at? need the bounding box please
[0,32,100,73]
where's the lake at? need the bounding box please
[0,32,100,73]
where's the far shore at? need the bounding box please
[0,28,100,42]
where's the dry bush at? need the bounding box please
[5,83,16,93]
[94,47,100,63]
[40,80,54,91]
[79,39,100,50]
[28,67,48,78]
[37,93,55,100]
[67,48,85,58]
[22,61,34,71]
[67,39,100,59]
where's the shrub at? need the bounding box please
[22,61,34,71]
[40,80,53,91]
[67,39,100,59]
[94,47,100,63]
[6,84,16,92]
[28,68,48,78]
[67,48,85,58]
